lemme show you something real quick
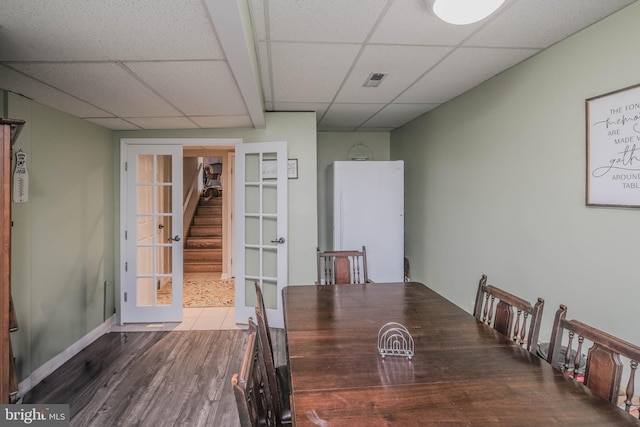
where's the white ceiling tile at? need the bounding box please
[320,103,385,128]
[267,0,389,43]
[125,61,248,116]
[0,0,224,61]
[85,118,141,130]
[126,117,198,130]
[1,0,635,132]
[370,0,480,45]
[270,42,361,103]
[0,65,113,118]
[191,116,253,128]
[335,45,452,103]
[11,62,181,117]
[467,0,637,48]
[362,103,440,129]
[397,47,538,103]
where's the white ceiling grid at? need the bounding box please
[0,0,636,131]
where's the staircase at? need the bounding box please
[184,195,222,273]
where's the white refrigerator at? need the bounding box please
[326,161,404,283]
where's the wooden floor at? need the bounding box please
[22,328,287,426]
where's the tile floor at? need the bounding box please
[110,272,246,333]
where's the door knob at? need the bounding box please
[271,237,285,244]
[168,235,181,242]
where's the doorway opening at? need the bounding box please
[182,147,235,309]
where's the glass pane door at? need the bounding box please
[123,145,183,323]
[235,142,287,328]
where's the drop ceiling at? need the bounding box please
[0,0,636,132]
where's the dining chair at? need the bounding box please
[254,282,292,424]
[473,274,544,354]
[232,321,278,427]
[547,304,640,416]
[316,246,370,284]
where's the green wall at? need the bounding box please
[7,92,115,380]
[392,2,640,344]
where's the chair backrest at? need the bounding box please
[254,283,285,423]
[473,274,544,354]
[232,321,278,427]
[316,246,369,284]
[254,282,275,357]
[547,304,640,415]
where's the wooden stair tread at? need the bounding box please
[196,207,222,215]
[185,238,222,248]
[184,195,224,273]
[183,261,222,273]
[199,196,222,206]
[190,225,221,230]
[184,249,222,258]
[193,217,221,225]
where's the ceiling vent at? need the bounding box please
[363,72,388,87]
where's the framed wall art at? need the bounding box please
[287,159,298,179]
[586,83,640,207]
[262,158,298,179]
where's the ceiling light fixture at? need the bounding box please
[429,0,506,25]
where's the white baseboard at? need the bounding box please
[18,315,115,399]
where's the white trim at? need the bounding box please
[224,151,236,278]
[120,138,241,146]
[17,315,115,400]
[118,137,242,325]
[204,0,265,128]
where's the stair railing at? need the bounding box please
[183,162,203,239]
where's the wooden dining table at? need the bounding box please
[282,282,640,426]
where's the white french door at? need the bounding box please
[121,144,183,323]
[235,142,288,328]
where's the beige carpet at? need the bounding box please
[157,279,235,308]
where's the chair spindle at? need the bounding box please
[625,360,637,413]
[472,274,544,355]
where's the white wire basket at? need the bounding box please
[377,322,414,360]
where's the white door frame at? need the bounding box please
[224,152,236,279]
[118,138,241,325]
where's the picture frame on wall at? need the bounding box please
[287,159,298,179]
[261,158,298,179]
[586,83,640,207]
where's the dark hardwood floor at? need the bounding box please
[21,328,286,427]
